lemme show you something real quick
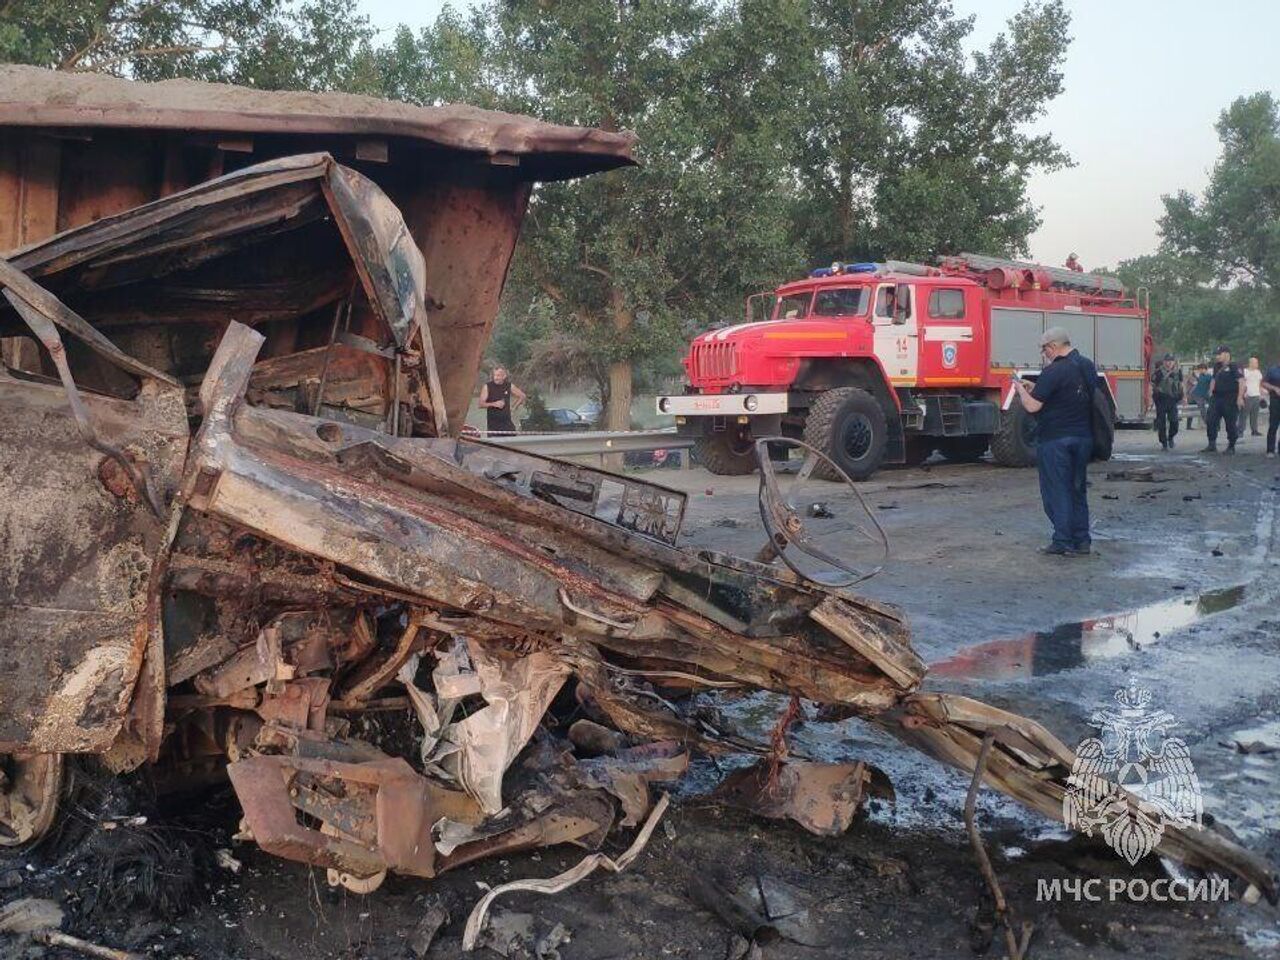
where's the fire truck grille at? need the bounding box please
[692,341,737,380]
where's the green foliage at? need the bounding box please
[0,0,375,89]
[1141,92,1280,362]
[1161,93,1280,291]
[1113,252,1243,361]
[786,0,1071,262]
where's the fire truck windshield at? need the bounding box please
[776,292,812,319]
[812,287,870,317]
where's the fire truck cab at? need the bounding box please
[658,253,1151,479]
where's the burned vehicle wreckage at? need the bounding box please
[0,114,1275,937]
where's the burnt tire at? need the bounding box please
[694,431,757,476]
[936,436,990,463]
[802,387,888,481]
[990,398,1037,467]
[0,752,64,851]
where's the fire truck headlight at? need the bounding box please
[744,395,759,412]
[658,397,672,413]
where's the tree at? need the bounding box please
[1113,252,1246,361]
[788,0,1072,264]
[0,0,376,90]
[1161,92,1280,292]
[409,0,807,433]
[413,0,1071,431]
[373,7,498,108]
[1144,92,1280,361]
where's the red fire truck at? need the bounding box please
[657,253,1151,479]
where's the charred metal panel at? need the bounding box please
[56,133,154,232]
[0,136,60,251]
[0,371,187,753]
[401,177,532,431]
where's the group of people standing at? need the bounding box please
[1018,330,1280,560]
[1154,348,1280,456]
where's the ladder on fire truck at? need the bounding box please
[942,252,1129,299]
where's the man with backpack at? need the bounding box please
[1151,353,1185,450]
[1012,327,1098,557]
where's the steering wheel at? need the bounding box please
[754,437,888,587]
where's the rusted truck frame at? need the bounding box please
[0,153,1273,907]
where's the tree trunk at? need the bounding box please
[839,159,854,255]
[604,288,633,470]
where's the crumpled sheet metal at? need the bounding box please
[573,742,688,827]
[4,153,437,365]
[0,349,187,755]
[185,326,920,714]
[713,759,880,837]
[228,754,441,881]
[443,643,571,815]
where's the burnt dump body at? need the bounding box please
[0,127,1275,906]
[0,63,636,428]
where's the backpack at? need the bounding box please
[1074,357,1115,462]
[1153,367,1182,400]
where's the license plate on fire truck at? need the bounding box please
[656,393,788,417]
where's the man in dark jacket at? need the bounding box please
[1202,345,1246,454]
[1263,358,1280,457]
[1151,353,1184,450]
[1012,326,1096,556]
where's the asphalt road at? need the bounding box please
[664,425,1280,954]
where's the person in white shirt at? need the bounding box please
[1239,356,1264,437]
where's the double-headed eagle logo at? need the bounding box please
[1063,683,1203,864]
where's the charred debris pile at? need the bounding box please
[0,152,1273,953]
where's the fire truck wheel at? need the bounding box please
[694,431,758,475]
[936,436,990,463]
[990,398,1038,467]
[803,387,887,481]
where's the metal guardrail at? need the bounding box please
[485,428,692,458]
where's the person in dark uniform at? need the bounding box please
[1263,357,1280,457]
[1202,345,1246,454]
[1151,353,1184,450]
[1012,326,1096,556]
[479,366,525,436]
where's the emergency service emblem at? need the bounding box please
[1063,683,1202,865]
[941,342,959,368]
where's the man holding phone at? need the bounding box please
[1012,327,1096,556]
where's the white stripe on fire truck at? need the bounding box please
[922,326,974,341]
